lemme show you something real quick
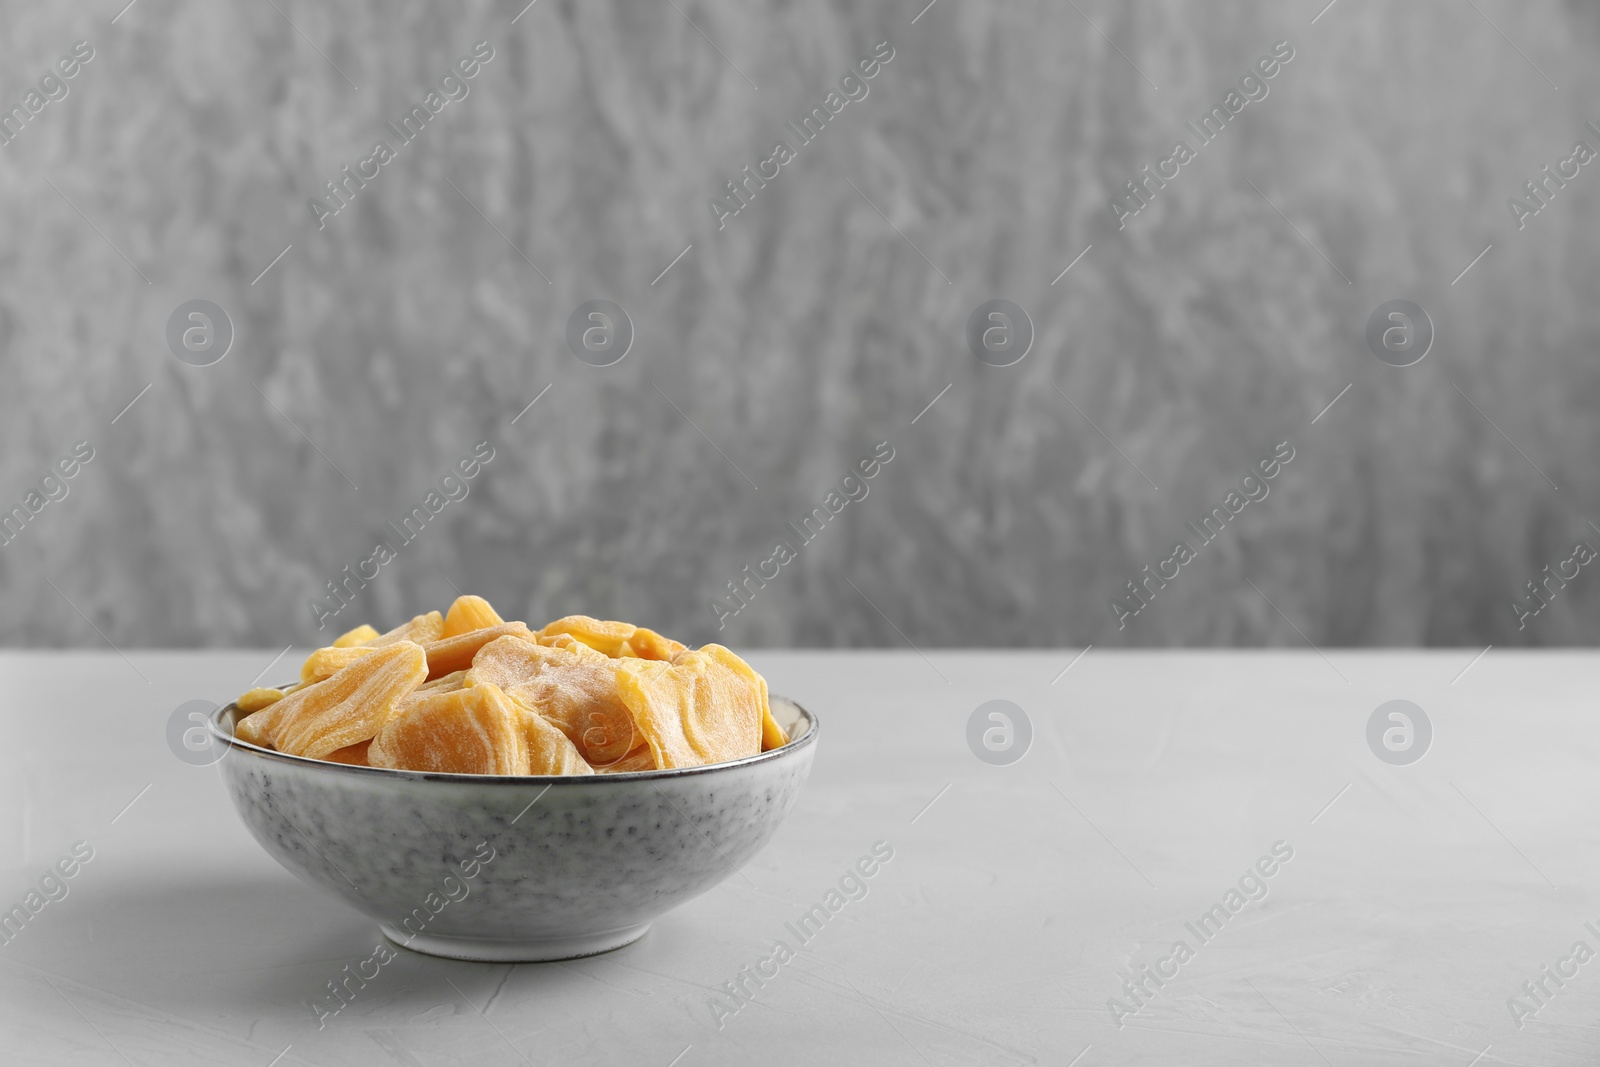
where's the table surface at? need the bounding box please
[1,648,1595,1066]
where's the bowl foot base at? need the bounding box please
[379,921,652,962]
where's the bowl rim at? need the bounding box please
[207,689,819,784]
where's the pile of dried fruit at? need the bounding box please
[232,597,787,775]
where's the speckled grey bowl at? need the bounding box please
[209,695,817,961]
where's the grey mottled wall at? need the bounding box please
[2,0,1597,648]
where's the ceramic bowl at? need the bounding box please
[209,694,817,962]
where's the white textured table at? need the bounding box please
[1,650,1595,1066]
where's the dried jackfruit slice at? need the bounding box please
[324,740,371,766]
[442,595,504,638]
[333,624,380,648]
[300,645,376,684]
[368,611,445,648]
[236,687,286,714]
[235,641,427,759]
[535,632,609,659]
[680,644,787,751]
[621,628,688,661]
[466,635,638,767]
[624,631,687,661]
[464,634,575,688]
[614,644,765,768]
[538,615,686,661]
[369,682,530,775]
[596,745,656,773]
[422,621,533,680]
[419,669,467,692]
[503,692,596,776]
